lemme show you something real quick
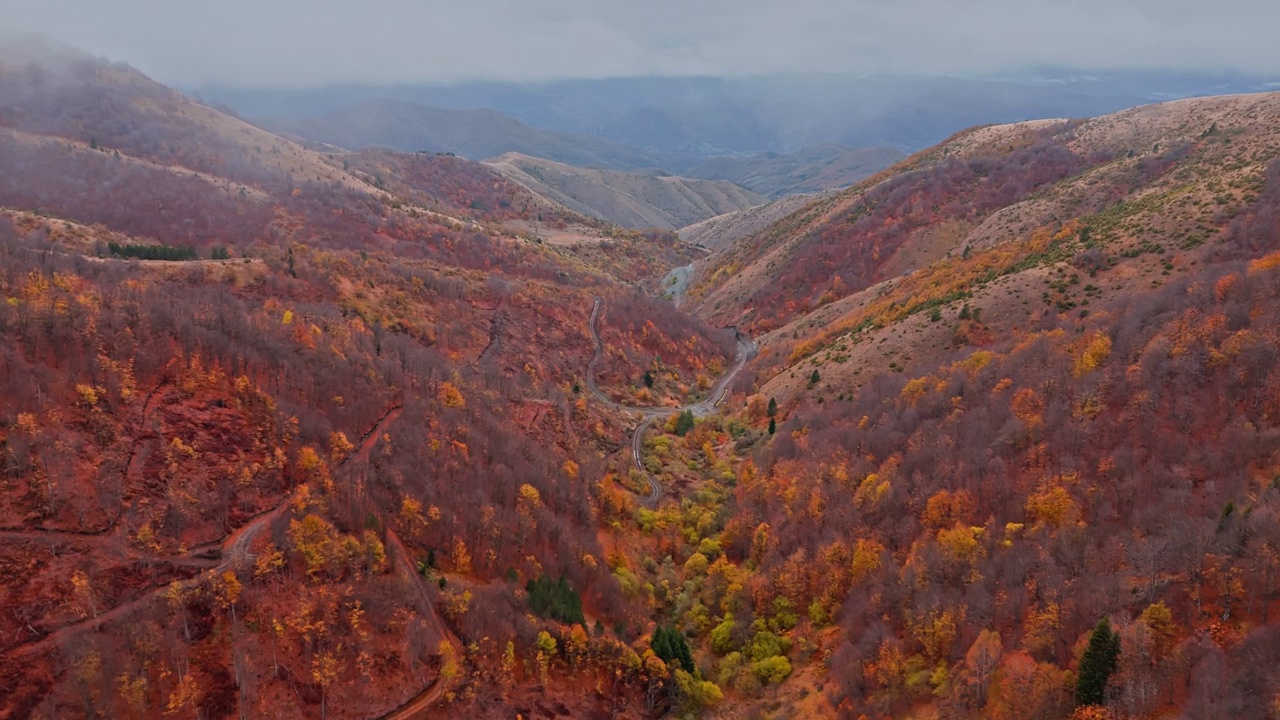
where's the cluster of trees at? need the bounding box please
[726,242,1280,716]
[106,241,197,261]
[595,289,736,403]
[651,625,695,673]
[526,575,586,625]
[0,133,276,248]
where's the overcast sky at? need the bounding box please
[5,0,1280,87]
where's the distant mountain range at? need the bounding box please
[687,144,906,198]
[485,152,766,229]
[258,98,687,171]
[228,72,1280,206]
[202,70,1280,158]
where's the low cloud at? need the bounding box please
[4,0,1278,86]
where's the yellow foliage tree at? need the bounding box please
[910,606,963,662]
[212,570,243,623]
[851,538,885,583]
[1073,333,1112,377]
[328,431,354,462]
[439,381,466,409]
[1138,601,1177,662]
[1026,484,1080,529]
[288,514,345,578]
[451,537,473,575]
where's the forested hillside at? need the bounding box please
[0,43,735,719]
[644,92,1280,718]
[6,36,1280,720]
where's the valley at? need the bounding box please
[586,296,759,504]
[3,30,1280,720]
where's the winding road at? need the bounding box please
[586,297,756,504]
[375,529,462,720]
[2,404,404,661]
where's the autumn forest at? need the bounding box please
[2,38,1280,720]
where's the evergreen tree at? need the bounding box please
[674,410,695,436]
[809,369,821,387]
[1075,617,1121,707]
[652,626,695,673]
[526,574,585,625]
[767,397,778,418]
[768,417,776,435]
[107,241,198,261]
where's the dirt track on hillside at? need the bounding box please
[586,297,756,504]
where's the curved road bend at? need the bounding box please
[3,405,404,660]
[376,530,461,720]
[587,297,756,505]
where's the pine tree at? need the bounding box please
[808,369,821,387]
[674,410,695,436]
[768,417,776,435]
[526,574,585,624]
[652,626,695,673]
[767,397,778,418]
[1075,617,1120,707]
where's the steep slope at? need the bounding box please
[485,152,767,229]
[678,192,830,250]
[692,96,1280,345]
[617,91,1280,719]
[0,39,736,719]
[687,143,906,197]
[259,98,679,171]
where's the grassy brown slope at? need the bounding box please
[692,92,1280,404]
[486,152,767,230]
[678,191,828,251]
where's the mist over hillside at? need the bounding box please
[202,70,1280,157]
[257,98,693,172]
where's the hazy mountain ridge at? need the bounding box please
[485,152,767,229]
[204,71,1280,156]
[257,98,688,171]
[687,143,906,197]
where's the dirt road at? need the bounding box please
[2,405,404,660]
[586,297,756,504]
